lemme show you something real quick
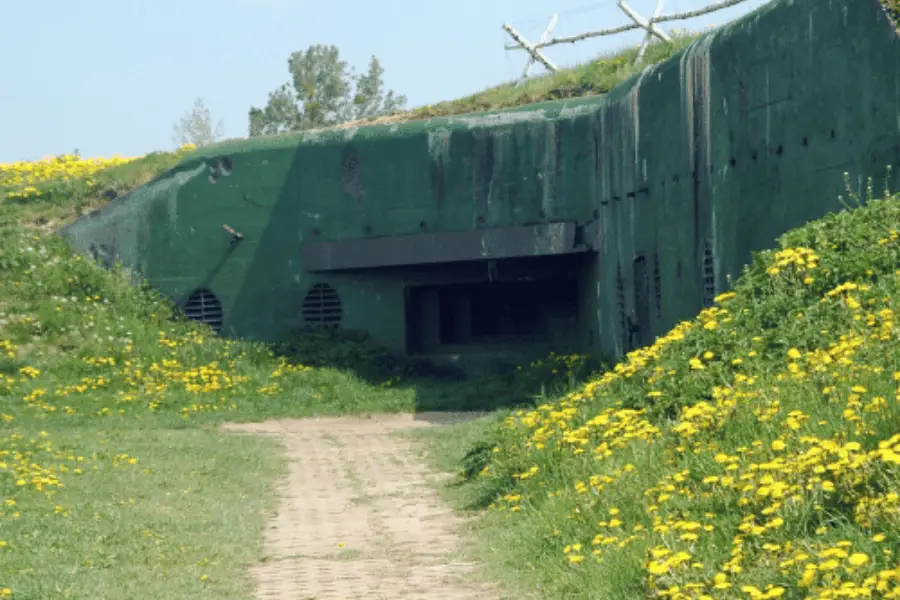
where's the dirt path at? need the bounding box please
[222,413,500,600]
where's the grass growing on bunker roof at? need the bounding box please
[423,176,900,599]
[0,149,189,232]
[323,32,701,131]
[393,33,698,121]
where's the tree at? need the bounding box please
[248,84,300,137]
[353,56,406,120]
[173,98,225,148]
[248,44,407,136]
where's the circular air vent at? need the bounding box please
[302,283,342,328]
[184,288,224,332]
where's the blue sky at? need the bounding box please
[0,0,770,162]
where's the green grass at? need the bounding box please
[2,421,282,599]
[409,35,696,118]
[0,150,187,232]
[429,176,900,599]
[0,142,597,598]
[0,220,591,597]
[345,33,699,125]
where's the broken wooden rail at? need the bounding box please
[503,0,754,77]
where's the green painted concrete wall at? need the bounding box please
[588,0,900,358]
[60,0,900,364]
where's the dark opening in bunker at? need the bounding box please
[404,255,585,361]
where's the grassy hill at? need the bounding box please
[428,178,900,599]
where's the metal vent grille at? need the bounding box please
[184,289,223,332]
[302,283,343,328]
[653,253,662,318]
[702,240,716,307]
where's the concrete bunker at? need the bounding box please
[58,0,900,367]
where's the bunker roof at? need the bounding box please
[186,93,611,160]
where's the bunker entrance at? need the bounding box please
[405,255,585,362]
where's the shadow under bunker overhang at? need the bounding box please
[303,220,597,367]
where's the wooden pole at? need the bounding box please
[618,0,672,43]
[503,23,559,72]
[504,0,750,51]
[636,0,666,62]
[522,14,559,79]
